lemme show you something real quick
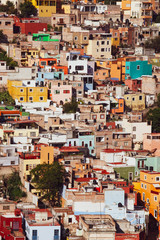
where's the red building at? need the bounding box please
[125,79,142,92]
[0,209,25,240]
[14,17,48,35]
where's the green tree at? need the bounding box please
[19,0,37,18]
[0,48,18,69]
[0,91,15,105]
[47,24,53,31]
[0,1,16,14]
[147,108,160,133]
[145,36,160,53]
[0,31,8,43]
[3,172,26,201]
[63,98,78,113]
[31,162,65,206]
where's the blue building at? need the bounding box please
[36,70,64,84]
[125,60,152,79]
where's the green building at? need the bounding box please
[32,33,59,42]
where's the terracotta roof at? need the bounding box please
[75,177,97,182]
[60,146,79,152]
[8,120,37,124]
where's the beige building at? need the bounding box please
[0,16,14,41]
[79,214,116,240]
[87,33,112,59]
[51,13,76,27]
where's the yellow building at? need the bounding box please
[7,80,48,103]
[62,4,71,13]
[21,48,39,66]
[40,145,54,164]
[30,0,56,17]
[133,170,160,221]
[19,152,41,183]
[124,93,145,111]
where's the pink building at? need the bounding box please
[143,133,160,156]
[50,81,72,104]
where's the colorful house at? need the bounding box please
[30,0,57,17]
[133,170,160,221]
[7,80,48,103]
[125,60,152,80]
[14,17,48,34]
[111,98,125,114]
[32,33,60,42]
[124,93,145,111]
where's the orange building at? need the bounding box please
[121,0,131,11]
[111,98,124,114]
[133,170,160,221]
[40,145,54,164]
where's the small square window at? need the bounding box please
[29,88,33,92]
[39,97,44,101]
[29,97,33,101]
[20,89,24,92]
[137,65,140,70]
[20,97,24,101]
[40,88,44,92]
[154,196,157,201]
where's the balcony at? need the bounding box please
[54,236,59,240]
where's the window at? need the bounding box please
[5,21,11,25]
[0,77,2,81]
[154,210,157,218]
[133,134,136,139]
[54,229,59,238]
[146,198,149,203]
[30,132,36,137]
[55,90,60,94]
[32,230,37,237]
[141,183,143,188]
[139,95,142,100]
[150,166,153,171]
[29,97,33,101]
[29,88,33,92]
[144,184,147,189]
[135,171,138,176]
[78,83,81,87]
[84,36,87,40]
[82,141,84,147]
[11,161,15,165]
[39,97,44,101]
[89,141,92,147]
[154,196,157,201]
[107,41,109,45]
[156,177,160,181]
[3,205,10,210]
[74,36,78,41]
[40,88,44,92]
[100,114,104,119]
[78,91,82,94]
[69,217,72,223]
[142,192,145,201]
[20,89,24,92]
[63,90,70,94]
[132,97,135,101]
[20,97,24,101]
[75,66,84,70]
[129,172,133,181]
[105,48,108,52]
[92,115,97,120]
[97,41,99,45]
[41,61,46,66]
[144,175,147,180]
[101,48,105,52]
[101,41,105,45]
[137,65,140,70]
[133,126,136,131]
[124,142,128,146]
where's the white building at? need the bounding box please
[23,209,61,240]
[116,118,151,149]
